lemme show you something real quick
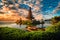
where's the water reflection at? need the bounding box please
[0,21,51,29]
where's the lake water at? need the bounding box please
[0,21,51,29]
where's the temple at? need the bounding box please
[26,7,34,21]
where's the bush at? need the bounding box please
[22,31,57,40]
[0,23,60,40]
[46,22,60,33]
[51,16,60,24]
[0,27,26,40]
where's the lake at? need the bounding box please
[0,21,51,29]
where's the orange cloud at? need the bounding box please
[34,14,43,20]
[0,6,28,21]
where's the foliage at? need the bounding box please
[0,27,26,40]
[51,16,60,24]
[32,20,40,26]
[46,22,60,33]
[16,20,41,26]
[22,20,32,25]
[16,20,32,26]
[0,22,60,40]
[0,24,60,40]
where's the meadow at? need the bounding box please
[0,22,60,40]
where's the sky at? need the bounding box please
[0,0,60,20]
[41,0,60,19]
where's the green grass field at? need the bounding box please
[0,22,60,40]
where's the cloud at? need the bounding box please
[0,6,28,21]
[18,0,23,4]
[15,3,19,7]
[52,2,60,14]
[49,6,52,8]
[9,4,14,8]
[40,5,43,7]
[1,0,44,20]
[32,5,40,12]
[35,0,40,5]
[0,2,4,5]
[34,14,43,20]
[18,8,28,16]
[17,0,43,14]
[24,1,27,4]
[43,14,54,20]
[27,3,34,8]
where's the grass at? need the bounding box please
[0,22,60,40]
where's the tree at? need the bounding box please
[32,20,40,26]
[16,18,22,27]
[51,16,60,24]
[40,19,45,28]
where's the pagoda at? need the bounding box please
[27,7,34,21]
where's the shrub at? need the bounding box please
[22,31,56,40]
[0,23,60,40]
[51,16,60,24]
[0,27,26,40]
[46,22,60,33]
